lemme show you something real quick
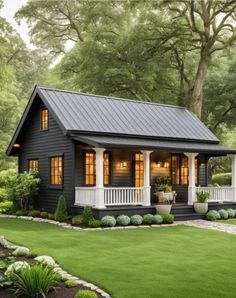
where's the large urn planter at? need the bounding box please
[155,204,172,215]
[194,202,208,214]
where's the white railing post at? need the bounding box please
[94,148,106,208]
[141,150,153,206]
[232,155,236,202]
[184,152,198,205]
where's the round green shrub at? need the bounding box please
[15,210,23,216]
[48,213,54,220]
[101,216,116,227]
[82,206,94,224]
[74,289,97,298]
[65,279,77,288]
[130,215,143,225]
[88,219,101,228]
[206,212,217,221]
[153,214,163,224]
[72,215,83,225]
[218,209,228,219]
[28,210,40,217]
[227,209,235,218]
[208,210,221,220]
[163,214,174,224]
[142,214,154,225]
[40,211,48,218]
[116,215,130,226]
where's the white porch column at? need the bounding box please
[94,148,106,208]
[231,155,236,202]
[141,151,153,206]
[184,152,198,205]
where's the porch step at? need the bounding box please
[171,205,194,215]
[174,213,205,221]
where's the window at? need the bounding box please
[41,108,48,130]
[85,152,95,185]
[171,155,198,185]
[28,159,38,172]
[135,153,144,187]
[171,155,180,184]
[104,152,110,185]
[50,156,63,185]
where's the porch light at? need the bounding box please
[200,163,205,167]
[156,161,162,168]
[164,162,170,168]
[120,161,127,167]
[13,144,20,148]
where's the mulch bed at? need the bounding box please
[0,246,102,298]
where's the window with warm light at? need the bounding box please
[28,159,38,172]
[135,153,144,187]
[171,155,198,185]
[50,156,63,185]
[104,152,110,185]
[85,152,96,185]
[41,108,48,130]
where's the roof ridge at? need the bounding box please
[37,86,186,110]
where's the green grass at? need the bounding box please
[0,218,236,298]
[218,219,236,225]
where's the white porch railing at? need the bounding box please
[75,187,97,206]
[195,186,235,203]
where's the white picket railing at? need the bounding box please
[75,187,97,206]
[195,186,235,202]
[104,187,144,206]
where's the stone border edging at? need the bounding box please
[0,235,111,298]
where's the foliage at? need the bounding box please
[40,211,48,219]
[101,216,116,227]
[0,275,12,288]
[163,214,174,224]
[206,212,217,222]
[48,213,54,220]
[72,215,83,225]
[0,188,8,202]
[15,210,23,216]
[212,173,231,186]
[88,219,101,228]
[5,261,29,276]
[116,215,130,226]
[153,214,163,224]
[0,201,13,214]
[74,289,98,298]
[196,191,209,203]
[208,210,221,220]
[10,264,58,298]
[142,214,154,225]
[153,176,172,193]
[130,215,143,226]
[28,252,38,259]
[54,196,68,222]
[82,206,94,224]
[28,210,40,217]
[227,209,235,218]
[218,209,229,220]
[65,279,77,288]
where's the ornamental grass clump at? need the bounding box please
[218,209,228,219]
[101,216,116,227]
[142,214,154,225]
[54,196,68,222]
[116,215,130,226]
[130,215,143,225]
[153,214,163,224]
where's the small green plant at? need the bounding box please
[0,275,12,287]
[82,206,94,224]
[74,289,98,298]
[153,214,163,224]
[28,210,40,217]
[72,215,83,225]
[0,201,13,214]
[208,210,221,219]
[142,214,154,225]
[196,190,209,203]
[28,252,38,259]
[88,219,101,228]
[54,196,68,222]
[101,216,116,227]
[15,210,23,216]
[163,214,174,224]
[218,209,228,219]
[48,213,54,220]
[65,279,77,288]
[116,215,130,226]
[206,212,217,221]
[227,209,235,218]
[130,215,143,225]
[0,259,7,270]
[40,211,48,218]
[10,264,59,297]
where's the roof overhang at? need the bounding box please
[70,134,236,155]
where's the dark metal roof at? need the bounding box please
[71,134,236,155]
[38,86,218,143]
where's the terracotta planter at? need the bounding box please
[194,202,208,214]
[155,204,172,215]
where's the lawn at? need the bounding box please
[218,219,236,225]
[0,219,236,298]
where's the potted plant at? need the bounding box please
[153,177,174,215]
[194,190,209,214]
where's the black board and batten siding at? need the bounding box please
[19,97,75,212]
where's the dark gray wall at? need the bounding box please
[19,97,75,212]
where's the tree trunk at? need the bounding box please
[189,56,208,118]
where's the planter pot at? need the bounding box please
[194,202,208,214]
[155,204,172,215]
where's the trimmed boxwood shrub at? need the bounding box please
[130,215,143,225]
[54,196,68,222]
[48,213,54,220]
[74,289,97,298]
[208,210,221,220]
[116,215,130,226]
[163,214,174,224]
[40,211,48,218]
[153,214,163,224]
[142,214,154,225]
[218,209,228,219]
[206,211,217,221]
[101,216,116,227]
[82,206,94,224]
[15,210,24,216]
[227,209,235,218]
[88,219,101,228]
[72,215,83,225]
[28,210,40,217]
[65,279,77,288]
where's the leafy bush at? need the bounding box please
[142,214,154,225]
[130,215,143,225]
[88,219,101,228]
[10,264,58,297]
[74,289,98,298]
[212,173,231,186]
[40,211,48,218]
[116,215,130,226]
[54,196,68,222]
[153,214,163,224]
[0,188,8,202]
[15,210,23,216]
[208,210,221,220]
[218,209,228,219]
[48,213,54,220]
[72,215,83,225]
[5,261,30,276]
[101,216,116,227]
[0,201,13,213]
[227,209,235,218]
[82,206,94,224]
[28,210,40,217]
[196,190,209,203]
[163,214,174,224]
[206,212,217,221]
[65,279,77,288]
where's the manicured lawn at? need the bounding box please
[218,219,236,225]
[0,219,236,298]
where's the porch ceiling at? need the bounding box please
[70,134,236,155]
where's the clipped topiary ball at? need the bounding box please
[101,216,116,227]
[208,210,221,220]
[218,209,228,219]
[163,214,174,224]
[153,214,163,224]
[143,214,154,225]
[116,215,130,226]
[130,215,143,225]
[227,209,235,218]
[74,289,98,298]
[206,211,217,221]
